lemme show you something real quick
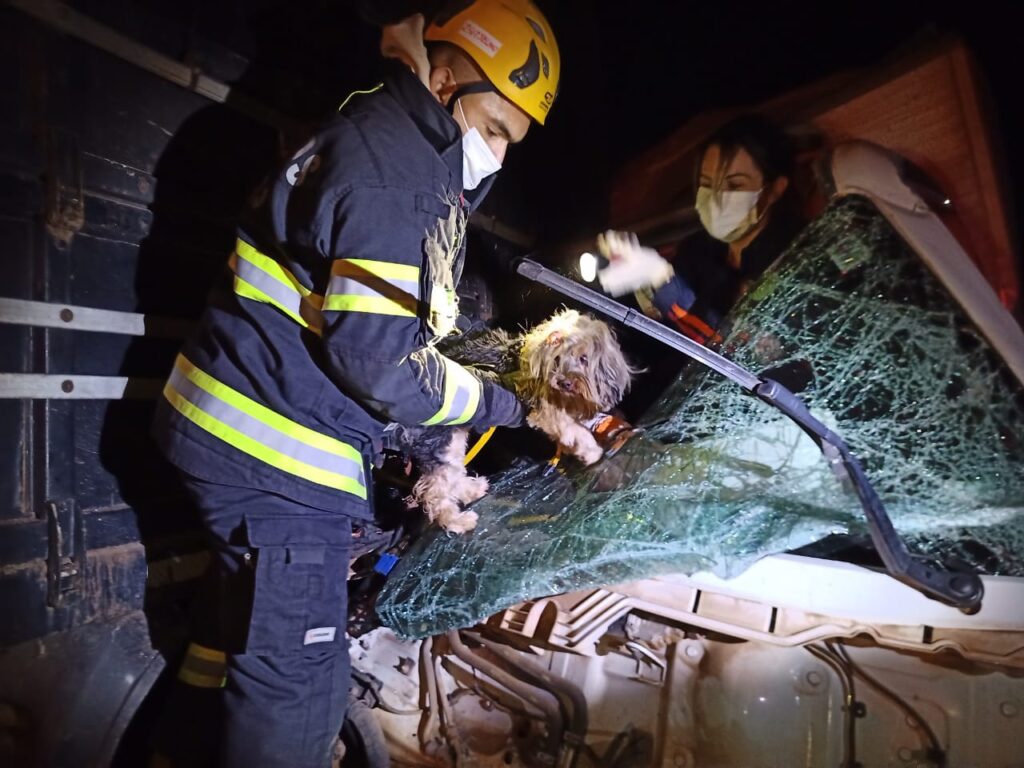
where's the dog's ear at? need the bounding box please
[592,322,635,409]
[553,307,580,326]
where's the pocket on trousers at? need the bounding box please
[243,514,351,655]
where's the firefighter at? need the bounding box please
[149,2,560,765]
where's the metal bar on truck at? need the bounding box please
[0,374,163,399]
[6,0,290,129]
[0,297,192,338]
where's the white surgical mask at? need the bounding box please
[696,186,763,242]
[456,99,501,190]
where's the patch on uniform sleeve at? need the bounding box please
[303,626,337,645]
[424,196,467,339]
[285,137,321,187]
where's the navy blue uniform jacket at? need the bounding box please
[153,66,525,519]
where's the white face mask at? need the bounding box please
[456,99,501,190]
[696,186,763,242]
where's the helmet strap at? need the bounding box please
[447,80,497,113]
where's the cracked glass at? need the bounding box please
[376,196,1024,639]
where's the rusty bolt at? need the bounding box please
[59,308,74,322]
[61,379,74,393]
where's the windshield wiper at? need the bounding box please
[515,257,984,614]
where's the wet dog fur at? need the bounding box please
[396,309,636,533]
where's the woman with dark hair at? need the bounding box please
[599,114,804,345]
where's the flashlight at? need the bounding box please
[578,252,599,282]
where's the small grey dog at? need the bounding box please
[396,309,636,533]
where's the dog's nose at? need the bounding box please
[558,378,575,393]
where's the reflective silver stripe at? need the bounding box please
[322,259,421,317]
[448,384,470,421]
[168,366,365,491]
[231,250,324,333]
[328,274,421,300]
[422,356,482,426]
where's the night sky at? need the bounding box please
[492,0,1022,252]
[66,0,1023,274]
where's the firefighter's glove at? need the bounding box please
[596,230,674,297]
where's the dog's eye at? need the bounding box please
[554,355,561,366]
[579,354,589,366]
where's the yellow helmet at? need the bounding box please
[425,0,561,125]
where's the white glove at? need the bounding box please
[595,230,674,297]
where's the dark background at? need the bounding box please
[509,0,1022,253]
[0,5,1018,759]
[23,0,1015,455]
[79,0,1021,263]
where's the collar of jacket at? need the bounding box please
[384,63,462,180]
[383,63,496,213]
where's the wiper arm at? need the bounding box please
[515,257,983,614]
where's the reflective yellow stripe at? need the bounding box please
[423,365,457,426]
[231,241,425,323]
[177,642,227,689]
[164,386,365,496]
[324,294,417,316]
[323,258,421,317]
[422,357,481,426]
[186,643,226,663]
[236,240,319,300]
[179,357,361,463]
[230,241,324,334]
[341,258,419,283]
[178,668,226,689]
[232,271,318,332]
[452,363,482,425]
[165,356,367,499]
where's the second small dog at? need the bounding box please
[396,309,636,533]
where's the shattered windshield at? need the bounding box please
[376,196,1024,639]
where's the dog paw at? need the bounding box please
[526,410,544,430]
[576,442,604,466]
[436,505,479,534]
[454,474,489,504]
